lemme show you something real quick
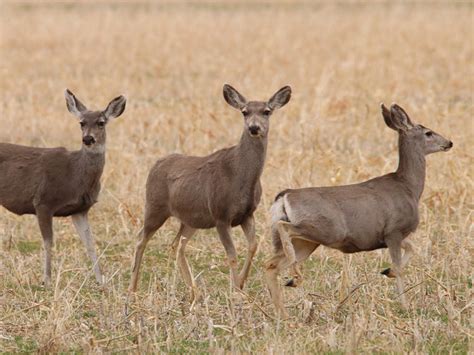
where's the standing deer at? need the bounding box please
[129,84,291,298]
[265,103,453,318]
[0,90,126,286]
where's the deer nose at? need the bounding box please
[83,136,95,146]
[448,141,453,148]
[249,125,260,136]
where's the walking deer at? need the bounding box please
[129,84,291,298]
[0,90,126,286]
[265,103,453,318]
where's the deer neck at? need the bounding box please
[78,145,106,186]
[396,135,426,200]
[234,130,268,185]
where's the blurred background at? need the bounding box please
[0,1,472,352]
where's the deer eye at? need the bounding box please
[97,121,105,128]
[263,109,271,116]
[80,121,85,128]
[425,131,433,137]
[241,109,249,116]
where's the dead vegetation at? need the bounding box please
[0,1,472,353]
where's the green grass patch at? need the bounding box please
[16,240,41,254]
[164,339,210,354]
[14,335,38,353]
[426,334,468,354]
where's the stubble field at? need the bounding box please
[0,1,472,353]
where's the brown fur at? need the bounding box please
[265,103,453,318]
[129,84,291,296]
[0,90,126,285]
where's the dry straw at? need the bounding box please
[0,1,472,353]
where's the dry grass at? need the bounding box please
[0,1,472,353]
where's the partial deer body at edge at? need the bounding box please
[0,90,126,286]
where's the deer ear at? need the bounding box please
[390,103,414,131]
[223,84,247,110]
[381,103,398,131]
[104,95,126,120]
[65,89,87,118]
[268,86,291,110]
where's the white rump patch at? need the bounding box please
[282,195,296,223]
[270,196,289,224]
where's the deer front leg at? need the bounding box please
[72,212,103,284]
[216,222,240,290]
[386,238,408,309]
[36,206,54,286]
[381,238,415,276]
[400,239,415,269]
[238,215,258,289]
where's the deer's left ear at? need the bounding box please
[104,95,126,120]
[268,86,292,110]
[390,104,415,131]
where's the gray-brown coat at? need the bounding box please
[0,90,126,285]
[265,103,453,318]
[129,84,291,298]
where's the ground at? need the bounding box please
[0,1,472,353]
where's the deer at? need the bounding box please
[264,103,453,318]
[129,84,292,299]
[0,90,126,286]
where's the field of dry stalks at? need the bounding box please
[0,1,472,353]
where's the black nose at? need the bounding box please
[448,141,453,148]
[249,126,260,135]
[83,136,95,146]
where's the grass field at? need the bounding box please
[0,1,472,353]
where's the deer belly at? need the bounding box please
[332,237,387,253]
[54,194,97,217]
[171,206,216,229]
[1,200,35,216]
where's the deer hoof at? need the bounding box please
[381,268,396,278]
[284,278,297,287]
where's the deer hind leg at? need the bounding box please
[264,252,291,319]
[170,223,185,254]
[276,221,304,286]
[284,238,319,288]
[129,210,168,292]
[238,215,258,289]
[174,224,198,301]
[71,212,103,284]
[216,222,240,290]
[264,239,319,318]
[36,206,53,286]
[386,238,408,309]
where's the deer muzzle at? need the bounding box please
[83,135,96,146]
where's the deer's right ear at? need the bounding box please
[268,86,292,110]
[223,84,247,110]
[381,103,398,131]
[65,89,87,119]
